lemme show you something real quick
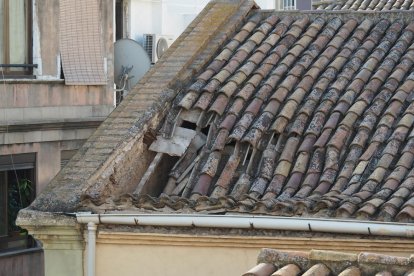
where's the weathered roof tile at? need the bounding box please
[315,0,414,11]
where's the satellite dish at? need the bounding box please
[156,37,169,59]
[114,38,151,89]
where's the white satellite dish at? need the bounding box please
[114,39,151,90]
[156,37,169,59]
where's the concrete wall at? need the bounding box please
[0,81,113,123]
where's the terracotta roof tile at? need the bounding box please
[209,94,229,116]
[243,263,276,276]
[271,264,301,276]
[192,173,213,196]
[248,249,414,276]
[315,0,414,10]
[193,92,214,110]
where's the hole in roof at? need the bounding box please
[181,120,197,130]
[147,154,180,197]
[201,125,210,136]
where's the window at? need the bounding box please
[283,0,296,10]
[0,153,35,247]
[0,0,32,77]
[59,0,106,85]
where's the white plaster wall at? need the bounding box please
[255,0,275,9]
[96,243,258,276]
[161,0,210,37]
[129,0,209,45]
[130,0,162,44]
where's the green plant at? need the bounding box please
[18,178,33,207]
[8,178,33,233]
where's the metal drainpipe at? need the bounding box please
[87,222,97,276]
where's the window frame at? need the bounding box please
[0,153,36,242]
[283,0,296,10]
[0,0,33,78]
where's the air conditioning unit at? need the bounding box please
[143,34,174,64]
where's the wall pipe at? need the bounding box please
[87,222,97,276]
[76,213,414,238]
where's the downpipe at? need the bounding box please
[87,222,97,276]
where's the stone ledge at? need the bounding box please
[0,118,104,133]
[0,79,65,84]
[17,209,78,227]
[16,210,83,250]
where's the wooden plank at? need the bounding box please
[134,152,164,195]
[149,127,196,156]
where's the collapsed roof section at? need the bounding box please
[80,10,414,223]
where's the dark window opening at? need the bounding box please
[115,0,124,41]
[0,153,35,251]
[0,0,33,78]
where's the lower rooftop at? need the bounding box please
[244,248,414,276]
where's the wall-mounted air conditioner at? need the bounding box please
[143,34,174,64]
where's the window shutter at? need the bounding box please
[59,0,106,85]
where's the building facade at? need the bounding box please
[274,0,313,10]
[0,0,114,248]
[17,1,414,276]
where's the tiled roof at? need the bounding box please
[243,248,414,276]
[82,11,414,223]
[313,0,414,10]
